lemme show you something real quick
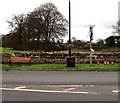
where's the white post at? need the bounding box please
[90,40,92,65]
[89,25,95,65]
[85,25,95,65]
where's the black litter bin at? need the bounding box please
[66,56,75,67]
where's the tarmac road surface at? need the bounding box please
[1,70,119,101]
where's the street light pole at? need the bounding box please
[66,0,75,67]
[69,0,71,57]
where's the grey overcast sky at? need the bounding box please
[0,0,119,42]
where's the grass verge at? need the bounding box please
[1,63,119,71]
[0,47,29,54]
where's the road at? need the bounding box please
[1,70,119,101]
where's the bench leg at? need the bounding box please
[9,61,11,66]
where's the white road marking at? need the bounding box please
[47,85,82,87]
[0,87,98,94]
[64,88,75,91]
[47,85,94,88]
[15,86,26,90]
[112,89,120,93]
[90,85,94,87]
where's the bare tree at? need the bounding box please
[24,2,68,51]
[6,3,68,51]
[7,14,26,49]
[35,3,68,42]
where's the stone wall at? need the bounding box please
[1,53,120,64]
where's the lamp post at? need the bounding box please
[118,1,120,36]
[68,0,71,57]
[66,0,75,67]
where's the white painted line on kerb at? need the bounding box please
[64,88,75,91]
[47,85,83,88]
[15,86,26,90]
[47,85,94,88]
[0,88,98,94]
[112,89,120,93]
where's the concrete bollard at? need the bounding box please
[111,61,114,64]
[104,61,106,64]
[107,61,110,64]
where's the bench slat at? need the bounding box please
[10,57,31,63]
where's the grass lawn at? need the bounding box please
[0,47,29,54]
[1,63,119,71]
[1,47,119,71]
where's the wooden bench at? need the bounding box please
[9,57,31,65]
